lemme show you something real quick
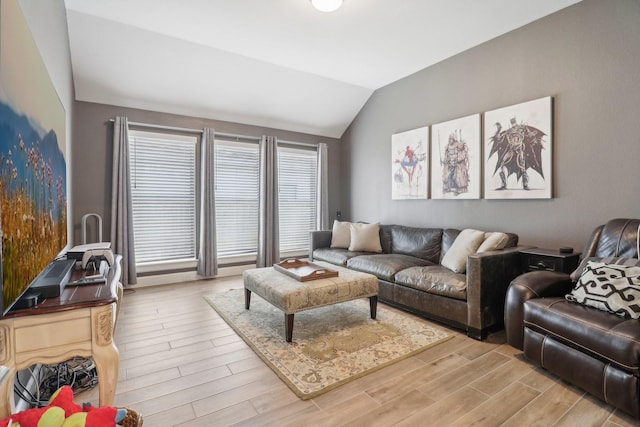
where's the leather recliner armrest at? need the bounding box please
[504,270,573,350]
[309,230,332,261]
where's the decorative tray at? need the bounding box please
[273,259,339,282]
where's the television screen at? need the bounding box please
[0,0,68,314]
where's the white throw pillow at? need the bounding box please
[441,229,486,273]
[330,220,352,249]
[348,223,382,253]
[477,232,509,253]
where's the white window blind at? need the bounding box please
[278,146,318,255]
[128,130,197,264]
[215,140,260,258]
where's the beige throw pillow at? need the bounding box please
[330,220,352,248]
[477,232,509,253]
[348,223,382,253]
[441,229,486,273]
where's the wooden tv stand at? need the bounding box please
[0,255,122,418]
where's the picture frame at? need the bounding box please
[391,126,429,200]
[483,96,553,199]
[430,114,481,199]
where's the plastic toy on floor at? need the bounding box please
[0,386,142,427]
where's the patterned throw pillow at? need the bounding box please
[566,261,640,319]
[569,257,640,281]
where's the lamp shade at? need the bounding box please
[311,0,343,12]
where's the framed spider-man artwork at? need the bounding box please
[391,126,429,200]
[483,96,553,199]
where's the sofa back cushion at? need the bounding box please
[441,229,461,261]
[390,226,443,263]
[593,218,640,258]
[379,224,394,254]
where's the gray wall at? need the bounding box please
[341,0,640,252]
[18,0,75,243]
[71,101,341,245]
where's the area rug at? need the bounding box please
[204,289,452,400]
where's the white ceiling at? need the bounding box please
[64,0,581,138]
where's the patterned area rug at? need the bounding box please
[204,289,452,400]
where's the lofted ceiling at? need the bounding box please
[64,0,581,138]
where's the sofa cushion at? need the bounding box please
[390,226,442,263]
[346,254,433,282]
[524,297,640,373]
[330,220,352,248]
[441,229,485,273]
[566,261,640,319]
[477,232,509,253]
[395,265,467,300]
[440,229,460,261]
[312,248,372,266]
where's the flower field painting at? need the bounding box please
[0,0,68,311]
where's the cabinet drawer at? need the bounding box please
[526,254,563,272]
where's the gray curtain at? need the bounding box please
[110,116,137,285]
[316,143,330,230]
[197,128,218,277]
[257,135,280,267]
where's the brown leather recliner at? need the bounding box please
[505,218,640,418]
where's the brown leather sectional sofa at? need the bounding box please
[505,218,640,418]
[310,224,523,340]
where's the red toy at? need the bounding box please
[0,386,142,427]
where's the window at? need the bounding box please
[127,130,318,268]
[214,140,260,259]
[214,140,318,261]
[128,130,197,265]
[278,145,318,256]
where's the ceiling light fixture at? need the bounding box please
[311,0,343,13]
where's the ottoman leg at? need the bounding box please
[245,289,251,310]
[369,296,378,319]
[285,313,294,342]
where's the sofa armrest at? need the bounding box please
[309,230,332,261]
[504,270,573,350]
[465,246,526,340]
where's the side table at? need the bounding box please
[520,248,580,274]
[0,255,122,418]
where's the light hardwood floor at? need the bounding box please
[83,277,639,426]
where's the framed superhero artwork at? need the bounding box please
[430,114,481,199]
[391,126,429,200]
[483,96,553,199]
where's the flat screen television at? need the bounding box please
[0,0,69,315]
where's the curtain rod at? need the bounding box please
[109,118,319,147]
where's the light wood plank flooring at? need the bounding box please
[81,277,639,426]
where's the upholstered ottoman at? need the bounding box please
[243,261,378,342]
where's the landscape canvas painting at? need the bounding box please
[0,0,68,310]
[484,96,552,199]
[391,126,429,200]
[430,114,481,199]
